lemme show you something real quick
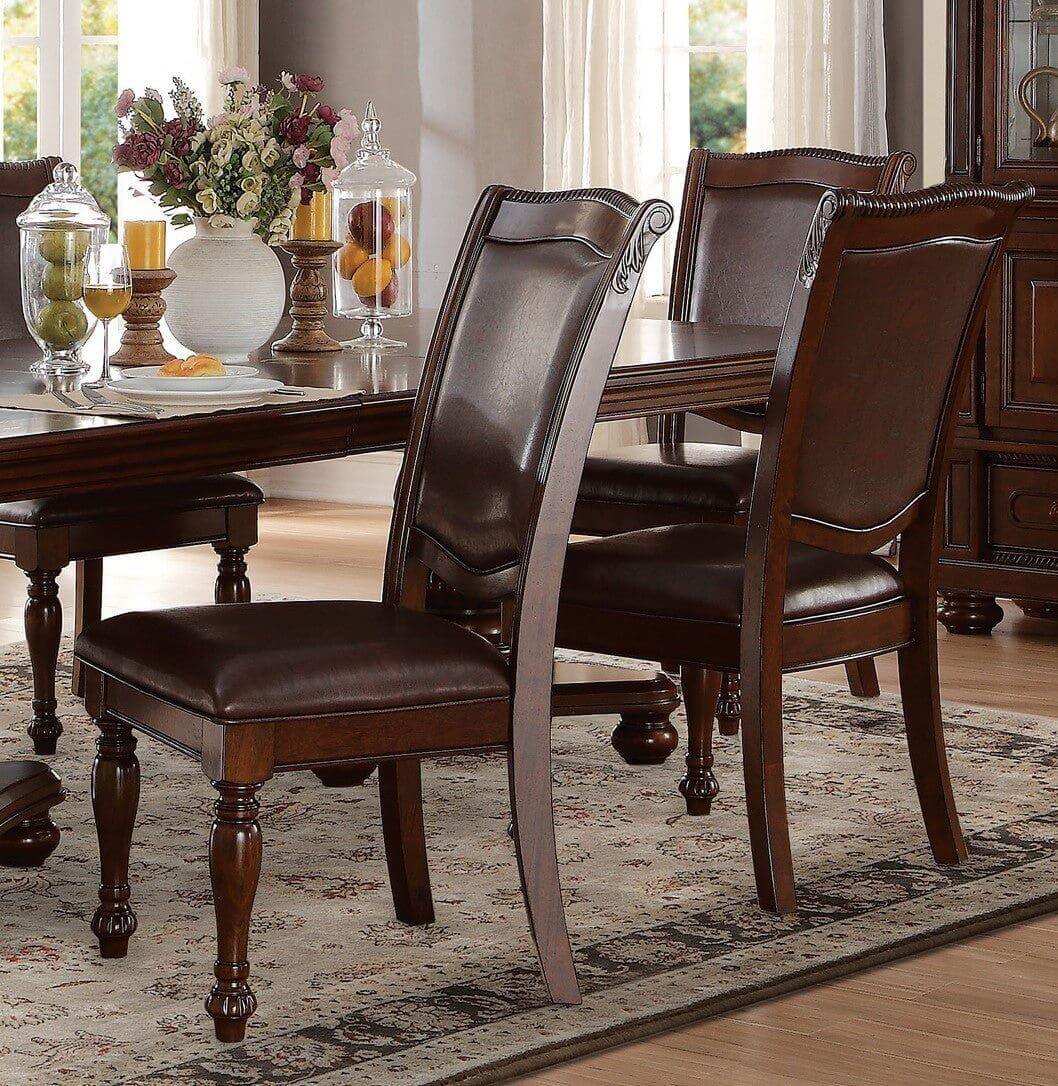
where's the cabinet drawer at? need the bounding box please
[988,463,1058,551]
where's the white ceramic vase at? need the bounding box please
[165,218,286,361]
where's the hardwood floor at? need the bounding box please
[3,499,1053,1084]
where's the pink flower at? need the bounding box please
[289,172,305,191]
[293,73,324,93]
[321,167,339,189]
[315,105,339,127]
[116,89,135,118]
[218,65,250,85]
[281,71,297,91]
[162,118,193,156]
[114,132,162,170]
[334,109,359,143]
[292,144,310,168]
[330,135,352,170]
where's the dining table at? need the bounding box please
[0,314,781,775]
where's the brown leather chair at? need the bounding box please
[574,148,916,776]
[0,158,263,756]
[0,759,64,867]
[74,186,672,1041]
[557,182,1030,915]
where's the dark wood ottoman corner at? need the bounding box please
[0,760,64,867]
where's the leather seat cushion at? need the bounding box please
[576,443,757,531]
[75,600,511,723]
[561,523,905,625]
[0,474,263,529]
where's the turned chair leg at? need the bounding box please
[716,672,741,736]
[741,663,797,915]
[845,657,881,698]
[379,759,434,925]
[509,715,580,1006]
[897,628,968,866]
[678,667,722,815]
[206,781,263,1043]
[91,713,140,958]
[72,559,103,698]
[214,545,251,604]
[24,567,64,755]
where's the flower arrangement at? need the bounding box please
[113,68,358,244]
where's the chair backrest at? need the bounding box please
[668,147,915,328]
[385,187,672,608]
[749,183,1030,569]
[0,157,62,341]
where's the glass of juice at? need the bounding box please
[83,242,132,386]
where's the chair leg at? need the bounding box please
[716,672,741,736]
[741,665,796,914]
[845,657,881,698]
[678,667,722,816]
[379,759,434,926]
[509,725,580,1006]
[91,712,139,958]
[25,568,64,755]
[72,559,103,698]
[897,633,968,866]
[214,544,251,604]
[205,781,263,1043]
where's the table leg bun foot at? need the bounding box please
[611,712,679,766]
[937,592,1003,635]
[313,764,377,787]
[0,814,60,867]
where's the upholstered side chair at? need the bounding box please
[573,147,917,812]
[558,181,1030,914]
[75,185,672,1041]
[0,158,263,755]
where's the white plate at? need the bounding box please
[121,365,259,392]
[106,377,282,406]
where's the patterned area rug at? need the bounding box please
[0,641,1056,1086]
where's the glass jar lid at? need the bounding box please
[332,101,417,190]
[16,162,110,231]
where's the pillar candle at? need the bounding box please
[293,191,332,241]
[124,220,166,270]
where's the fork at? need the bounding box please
[80,384,160,418]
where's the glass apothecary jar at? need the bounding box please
[332,101,416,350]
[16,162,109,375]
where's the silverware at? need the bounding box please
[274,387,307,397]
[51,388,84,410]
[80,384,160,419]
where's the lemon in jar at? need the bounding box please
[35,300,88,348]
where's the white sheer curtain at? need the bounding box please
[542,0,647,450]
[194,0,260,117]
[747,0,888,155]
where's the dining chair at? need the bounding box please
[557,181,1030,915]
[74,185,672,1041]
[0,759,64,867]
[0,158,264,756]
[573,147,917,813]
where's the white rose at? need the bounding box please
[260,139,280,167]
[197,188,219,214]
[236,191,259,217]
[212,139,234,165]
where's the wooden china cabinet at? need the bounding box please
[939,0,1058,631]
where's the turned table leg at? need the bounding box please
[25,568,63,755]
[937,591,1004,635]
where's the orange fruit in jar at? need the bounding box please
[382,234,411,269]
[337,240,370,280]
[352,256,393,299]
[380,196,406,223]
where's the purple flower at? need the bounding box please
[162,160,187,188]
[114,132,162,170]
[279,115,311,144]
[315,105,339,127]
[300,163,321,185]
[162,118,193,156]
[116,88,135,118]
[293,73,324,93]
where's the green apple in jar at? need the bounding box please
[41,261,84,301]
[35,300,88,348]
[38,226,91,265]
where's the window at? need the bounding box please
[639,1,748,301]
[2,0,119,231]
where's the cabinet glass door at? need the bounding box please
[1007,0,1058,164]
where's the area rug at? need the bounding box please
[0,640,1056,1086]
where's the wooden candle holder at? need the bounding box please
[273,239,343,354]
[110,267,178,366]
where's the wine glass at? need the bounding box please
[82,242,132,387]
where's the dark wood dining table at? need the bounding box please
[0,316,781,768]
